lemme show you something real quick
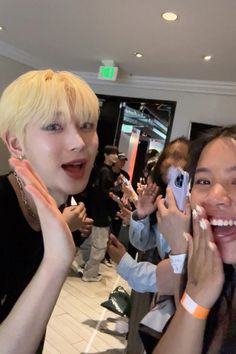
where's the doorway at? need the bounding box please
[97,94,176,184]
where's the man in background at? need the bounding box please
[82,145,119,282]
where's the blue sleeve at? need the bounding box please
[116,252,158,293]
[129,211,158,251]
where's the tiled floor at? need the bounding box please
[43,264,129,354]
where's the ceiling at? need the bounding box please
[0,0,236,82]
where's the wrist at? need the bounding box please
[135,210,147,220]
[170,242,188,255]
[181,291,210,320]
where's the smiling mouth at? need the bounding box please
[210,218,236,227]
[209,218,236,239]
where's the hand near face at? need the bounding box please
[136,183,159,219]
[9,157,76,270]
[62,202,87,232]
[185,206,224,310]
[157,187,191,254]
[107,234,126,265]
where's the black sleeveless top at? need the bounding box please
[0,174,44,322]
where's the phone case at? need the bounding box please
[166,166,189,212]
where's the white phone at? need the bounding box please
[166,166,189,212]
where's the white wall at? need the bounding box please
[89,82,236,140]
[0,56,33,174]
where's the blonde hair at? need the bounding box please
[0,69,99,142]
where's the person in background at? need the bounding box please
[0,69,99,353]
[81,145,119,281]
[109,152,131,237]
[154,125,236,354]
[108,138,190,292]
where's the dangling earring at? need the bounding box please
[18,155,24,161]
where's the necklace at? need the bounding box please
[13,171,37,219]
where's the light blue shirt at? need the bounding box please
[117,212,170,293]
[129,211,170,259]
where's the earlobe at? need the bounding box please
[3,132,24,158]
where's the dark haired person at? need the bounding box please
[82,145,119,281]
[154,125,236,354]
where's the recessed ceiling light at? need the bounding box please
[0,26,5,31]
[134,52,143,58]
[161,12,178,21]
[203,55,212,61]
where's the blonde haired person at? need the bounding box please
[0,69,99,353]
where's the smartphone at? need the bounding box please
[109,192,124,209]
[166,166,189,212]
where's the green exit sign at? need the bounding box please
[98,66,118,81]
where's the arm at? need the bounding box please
[154,303,207,354]
[108,234,158,293]
[117,253,158,293]
[154,206,224,354]
[1,157,76,354]
[129,211,158,251]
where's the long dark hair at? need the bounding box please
[186,125,236,353]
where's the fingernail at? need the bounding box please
[192,209,198,219]
[183,232,189,241]
[196,204,202,216]
[208,241,215,250]
[199,218,207,230]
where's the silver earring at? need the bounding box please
[18,155,24,161]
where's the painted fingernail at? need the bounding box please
[192,209,198,219]
[208,241,215,250]
[183,232,189,241]
[196,205,202,216]
[199,218,207,230]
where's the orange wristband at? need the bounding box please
[181,292,210,320]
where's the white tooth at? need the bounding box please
[234,221,236,226]
[223,220,228,226]
[229,220,234,226]
[218,219,223,226]
[211,219,217,226]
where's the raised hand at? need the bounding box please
[107,234,126,264]
[156,187,191,254]
[116,207,132,225]
[185,206,224,309]
[9,157,76,270]
[136,182,159,219]
[62,202,87,232]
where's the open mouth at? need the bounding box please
[61,161,86,178]
[209,218,236,240]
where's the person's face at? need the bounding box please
[22,112,98,204]
[116,159,126,169]
[160,156,187,184]
[105,152,118,165]
[191,137,236,264]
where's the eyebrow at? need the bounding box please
[195,166,236,174]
